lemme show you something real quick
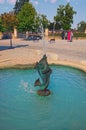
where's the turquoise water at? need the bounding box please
[0,66,86,130]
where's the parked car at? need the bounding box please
[2,32,12,39]
[26,35,42,41]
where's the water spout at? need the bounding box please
[40,23,46,55]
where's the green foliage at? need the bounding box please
[1,12,18,32]
[35,14,49,32]
[77,21,86,32]
[0,16,6,32]
[48,22,61,30]
[17,2,37,32]
[0,16,2,31]
[48,31,86,38]
[74,32,86,38]
[14,0,29,14]
[54,3,76,30]
[48,22,54,30]
[40,14,49,29]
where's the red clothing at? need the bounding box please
[67,31,71,41]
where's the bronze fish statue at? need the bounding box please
[34,54,52,91]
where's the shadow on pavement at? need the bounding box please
[0,44,29,51]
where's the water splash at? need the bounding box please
[19,80,35,94]
[40,23,46,55]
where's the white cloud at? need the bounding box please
[44,0,57,3]
[31,0,39,5]
[0,0,16,4]
[7,0,16,4]
[65,0,71,2]
[0,0,4,3]
[50,0,57,3]
[34,1,39,5]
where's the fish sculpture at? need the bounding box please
[34,54,52,91]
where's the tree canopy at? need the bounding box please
[1,12,18,31]
[0,2,79,33]
[14,0,29,14]
[40,14,49,29]
[77,21,86,32]
[17,2,37,32]
[54,3,76,30]
[1,12,18,47]
[0,16,3,32]
[35,14,49,32]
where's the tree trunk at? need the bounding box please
[9,32,12,48]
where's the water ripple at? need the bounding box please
[0,67,86,130]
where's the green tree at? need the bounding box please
[40,14,49,30]
[77,21,86,32]
[54,3,76,30]
[14,0,29,14]
[35,14,49,32]
[0,16,6,32]
[1,12,18,31]
[0,16,3,32]
[1,12,18,47]
[48,22,54,31]
[17,2,37,32]
[48,22,61,31]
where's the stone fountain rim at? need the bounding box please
[0,62,86,74]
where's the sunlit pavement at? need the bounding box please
[0,38,86,72]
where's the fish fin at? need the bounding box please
[34,78,41,87]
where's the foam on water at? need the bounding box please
[19,80,35,94]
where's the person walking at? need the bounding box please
[70,30,73,42]
[61,30,65,40]
[67,30,73,42]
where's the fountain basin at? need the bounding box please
[0,65,86,130]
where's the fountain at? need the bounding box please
[0,17,86,130]
[34,54,52,96]
[34,23,52,96]
[0,66,86,130]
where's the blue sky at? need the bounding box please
[0,0,86,28]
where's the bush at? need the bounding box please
[73,32,86,38]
